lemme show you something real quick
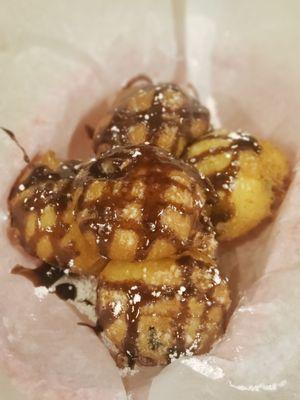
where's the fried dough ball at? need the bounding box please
[97,255,231,367]
[93,78,210,157]
[74,145,216,263]
[9,146,216,274]
[9,151,104,274]
[185,129,290,241]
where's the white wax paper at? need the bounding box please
[0,1,299,399]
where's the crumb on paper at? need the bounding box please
[119,366,139,378]
[34,286,49,300]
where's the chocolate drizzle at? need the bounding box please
[9,157,80,210]
[98,256,227,367]
[186,131,261,224]
[12,263,77,301]
[6,79,234,371]
[1,127,30,163]
[9,155,84,268]
[123,74,153,89]
[98,280,178,367]
[93,82,209,156]
[76,145,215,261]
[172,256,195,356]
[123,284,144,368]
[55,283,77,301]
[11,263,64,287]
[187,131,261,191]
[9,143,215,273]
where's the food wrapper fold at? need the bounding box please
[0,1,299,399]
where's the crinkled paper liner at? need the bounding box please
[0,1,299,399]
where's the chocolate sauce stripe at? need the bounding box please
[80,175,194,206]
[11,263,65,288]
[100,269,222,366]
[12,261,226,368]
[186,132,261,198]
[11,263,79,303]
[77,147,210,261]
[172,263,193,355]
[95,83,209,151]
[172,286,227,359]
